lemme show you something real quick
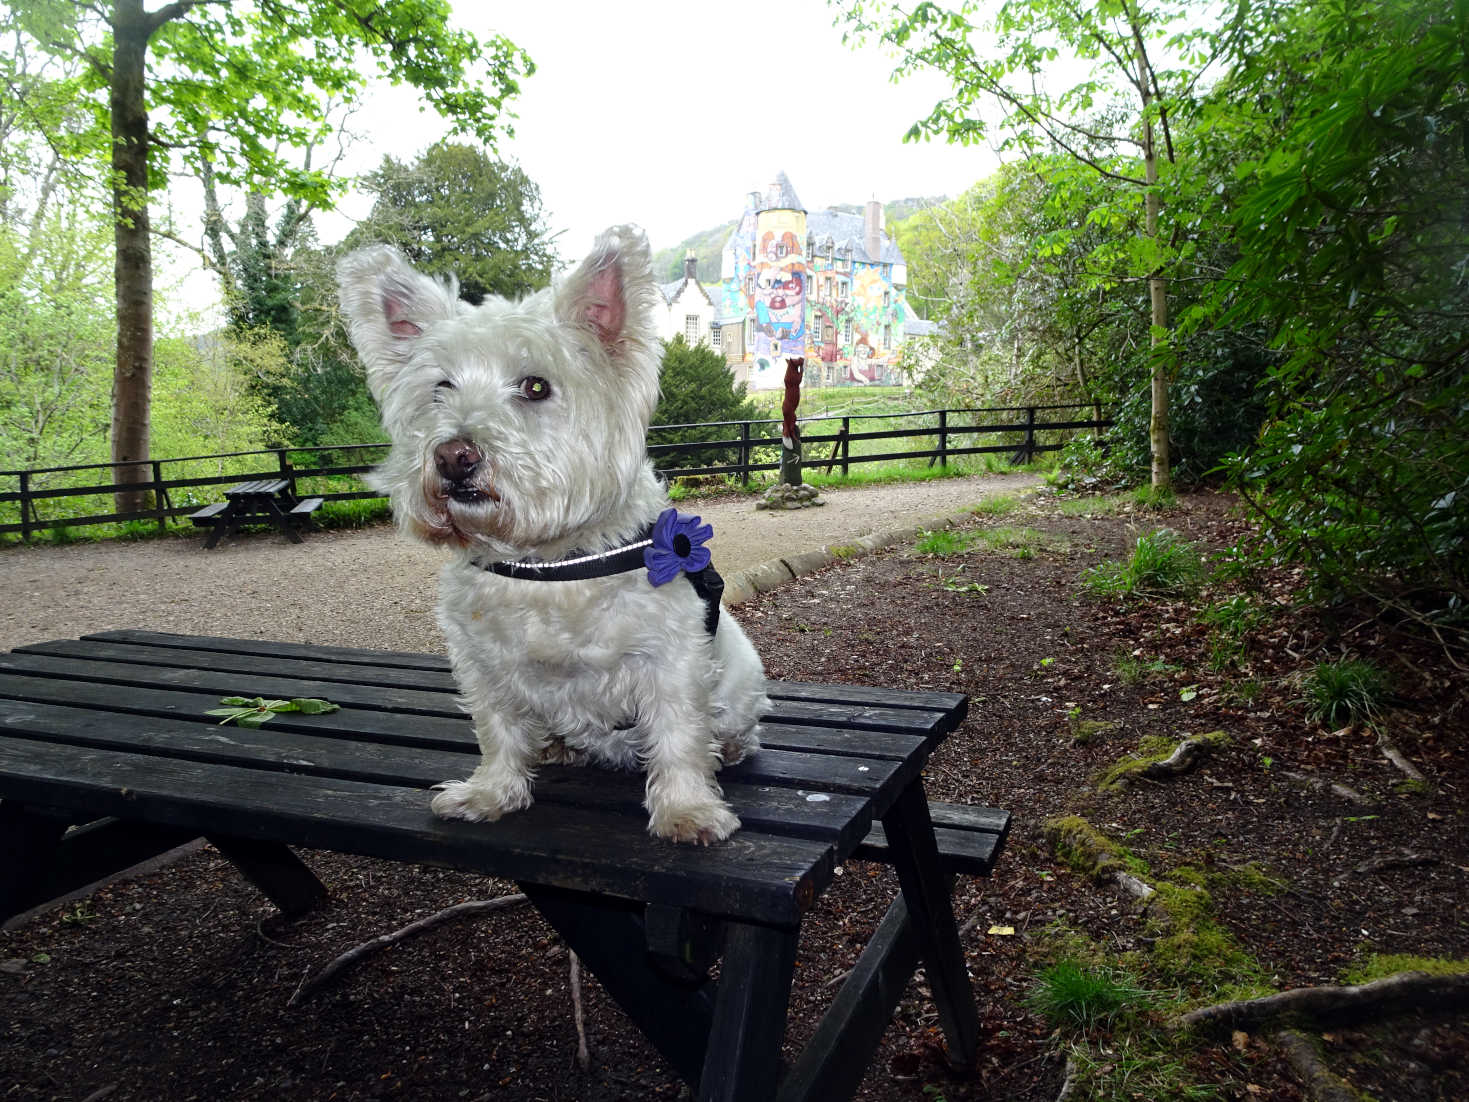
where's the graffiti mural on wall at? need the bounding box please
[752,209,806,360]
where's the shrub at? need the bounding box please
[649,336,759,472]
[1302,658,1392,729]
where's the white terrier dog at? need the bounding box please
[337,225,767,844]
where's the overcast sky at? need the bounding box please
[320,0,1001,260]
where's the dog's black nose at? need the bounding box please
[434,439,482,483]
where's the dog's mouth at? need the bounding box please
[445,484,500,506]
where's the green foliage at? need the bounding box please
[1302,658,1392,730]
[13,1,531,205]
[1199,595,1268,670]
[344,143,558,303]
[649,336,758,470]
[1207,0,1469,646]
[1024,959,1151,1031]
[1081,530,1204,599]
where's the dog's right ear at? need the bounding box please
[336,246,461,399]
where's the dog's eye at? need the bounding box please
[434,380,455,401]
[518,376,552,402]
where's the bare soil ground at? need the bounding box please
[2,488,1466,1102]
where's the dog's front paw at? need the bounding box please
[647,799,741,845]
[430,777,532,823]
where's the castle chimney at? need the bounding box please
[864,199,884,263]
[684,250,698,280]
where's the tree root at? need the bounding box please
[1177,971,1469,1033]
[1331,850,1439,888]
[1138,733,1224,779]
[1376,730,1428,784]
[570,950,591,1071]
[1053,1052,1083,1101]
[1281,771,1370,806]
[289,893,530,1006]
[1272,1029,1368,1102]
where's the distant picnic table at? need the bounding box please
[0,630,1012,1101]
[189,479,322,548]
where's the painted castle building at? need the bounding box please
[716,172,913,389]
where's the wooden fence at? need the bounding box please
[1,404,1107,539]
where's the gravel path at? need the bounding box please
[0,472,1037,654]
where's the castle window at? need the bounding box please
[711,326,722,350]
[685,314,701,342]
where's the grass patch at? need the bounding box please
[1024,959,1152,1031]
[1058,1039,1224,1102]
[1340,953,1469,984]
[972,525,1053,558]
[1301,657,1392,729]
[1133,484,1179,511]
[914,528,969,555]
[1114,652,1182,685]
[1056,494,1132,517]
[1199,594,1269,670]
[1081,529,1204,599]
[970,493,1020,516]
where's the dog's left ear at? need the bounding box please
[554,225,657,361]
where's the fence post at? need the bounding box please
[841,417,850,477]
[938,409,949,469]
[739,422,751,486]
[276,448,298,497]
[1024,407,1037,463]
[151,459,169,533]
[18,470,31,542]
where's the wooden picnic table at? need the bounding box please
[0,630,1010,1102]
[190,478,322,548]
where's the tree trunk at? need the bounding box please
[109,0,155,515]
[1134,12,1172,491]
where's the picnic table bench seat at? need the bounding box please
[288,495,324,520]
[187,501,228,525]
[0,630,1010,1102]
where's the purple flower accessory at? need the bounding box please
[644,508,713,586]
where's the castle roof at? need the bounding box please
[760,171,804,213]
[806,209,905,267]
[659,277,713,307]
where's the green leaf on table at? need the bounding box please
[207,695,339,726]
[290,698,340,715]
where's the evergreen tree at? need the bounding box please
[650,337,757,472]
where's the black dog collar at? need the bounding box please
[474,523,724,635]
[479,526,654,582]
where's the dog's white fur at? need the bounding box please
[337,225,767,844]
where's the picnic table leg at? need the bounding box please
[698,919,798,1102]
[0,802,69,924]
[522,883,717,1088]
[879,781,981,1069]
[206,834,327,918]
[203,503,234,549]
[267,500,304,543]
